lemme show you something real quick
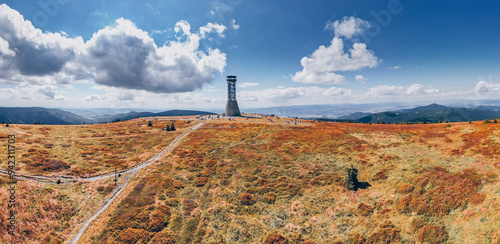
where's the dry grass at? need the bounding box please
[0,118,191,177]
[1,116,500,243]
[0,175,124,243]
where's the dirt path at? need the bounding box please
[69,170,137,244]
[68,122,203,244]
[0,122,203,243]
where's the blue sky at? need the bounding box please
[0,0,499,111]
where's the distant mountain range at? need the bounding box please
[245,102,410,118]
[2,103,500,125]
[331,103,500,123]
[0,107,215,125]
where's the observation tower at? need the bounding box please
[224,75,241,116]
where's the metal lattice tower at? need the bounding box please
[224,75,241,116]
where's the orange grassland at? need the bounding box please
[1,116,500,243]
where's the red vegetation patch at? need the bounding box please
[264,234,288,244]
[417,225,448,243]
[149,205,171,231]
[410,218,426,232]
[265,193,276,204]
[149,231,175,244]
[398,184,415,194]
[357,202,374,216]
[348,232,366,244]
[374,169,388,181]
[397,168,484,216]
[239,193,256,205]
[115,227,150,243]
[378,208,392,216]
[366,228,400,244]
[459,168,483,182]
[194,177,208,187]
[43,160,70,171]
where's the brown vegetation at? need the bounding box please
[1,116,499,243]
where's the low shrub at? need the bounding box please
[264,233,288,244]
[397,168,484,216]
[265,193,276,204]
[357,202,374,216]
[194,177,208,187]
[366,228,400,244]
[417,225,448,243]
[239,193,256,205]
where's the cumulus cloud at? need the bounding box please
[291,37,380,84]
[199,22,227,38]
[37,85,58,99]
[83,19,227,93]
[239,82,259,88]
[0,4,227,94]
[355,75,368,84]
[388,65,402,70]
[406,84,439,95]
[0,4,84,81]
[0,37,14,56]
[474,81,500,94]
[325,16,371,40]
[367,84,439,98]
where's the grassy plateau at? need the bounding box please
[1,115,499,243]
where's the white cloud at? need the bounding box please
[367,85,404,98]
[0,37,14,56]
[474,81,500,94]
[406,84,439,95]
[0,4,84,82]
[325,16,371,40]
[291,37,380,84]
[239,82,259,88]
[231,19,240,30]
[0,4,227,95]
[151,29,167,35]
[37,85,58,99]
[199,22,227,38]
[367,84,439,98]
[118,91,135,101]
[323,87,355,97]
[355,75,368,84]
[388,65,402,70]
